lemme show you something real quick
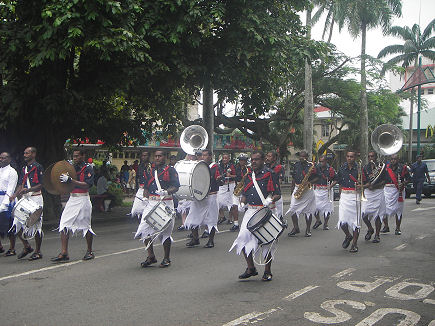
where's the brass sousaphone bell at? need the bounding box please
[42,160,77,195]
[180,125,209,155]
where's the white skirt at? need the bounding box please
[275,197,283,218]
[131,188,147,219]
[134,199,174,244]
[217,183,236,210]
[184,194,218,233]
[229,207,276,260]
[59,195,94,237]
[384,186,405,219]
[314,188,334,218]
[176,199,191,214]
[338,192,359,231]
[285,186,316,218]
[362,188,386,221]
[11,195,43,238]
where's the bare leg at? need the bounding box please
[230,205,238,224]
[374,217,381,238]
[162,238,171,260]
[351,228,360,249]
[60,230,69,255]
[289,214,300,234]
[191,227,199,241]
[85,231,93,252]
[340,223,351,238]
[8,233,16,250]
[395,214,402,233]
[35,232,42,253]
[242,249,255,269]
[324,213,330,229]
[305,214,312,236]
[264,253,272,275]
[17,229,32,249]
[145,239,155,259]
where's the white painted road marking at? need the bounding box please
[416,234,430,240]
[394,244,407,251]
[412,206,435,212]
[337,278,394,293]
[385,281,435,300]
[423,299,435,305]
[332,268,356,279]
[304,300,366,324]
[283,285,319,301]
[0,231,230,282]
[222,307,282,326]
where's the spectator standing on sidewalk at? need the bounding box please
[410,155,431,204]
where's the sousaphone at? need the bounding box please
[42,160,77,195]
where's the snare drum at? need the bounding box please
[12,197,43,227]
[144,201,175,232]
[247,207,285,245]
[174,160,210,201]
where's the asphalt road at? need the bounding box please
[0,197,434,326]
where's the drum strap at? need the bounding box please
[252,172,266,206]
[24,166,33,197]
[154,170,163,192]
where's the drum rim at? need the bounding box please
[175,160,210,201]
[247,207,272,230]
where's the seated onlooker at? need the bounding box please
[97,172,115,212]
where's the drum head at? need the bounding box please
[26,208,43,227]
[191,161,210,200]
[247,207,271,230]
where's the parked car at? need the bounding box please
[405,159,435,198]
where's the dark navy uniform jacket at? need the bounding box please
[385,163,410,184]
[19,162,43,189]
[137,162,151,187]
[219,161,236,182]
[72,162,94,193]
[335,162,359,189]
[268,163,285,183]
[291,161,317,184]
[411,161,429,182]
[235,164,251,183]
[363,162,386,186]
[315,164,335,186]
[209,163,223,192]
[144,164,180,195]
[242,166,280,205]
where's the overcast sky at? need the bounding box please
[310,0,435,60]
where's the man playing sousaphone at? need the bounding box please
[9,147,44,261]
[229,151,281,282]
[134,150,180,268]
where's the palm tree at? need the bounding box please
[335,0,402,163]
[304,4,314,157]
[377,19,435,163]
[312,0,336,43]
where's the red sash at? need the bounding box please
[244,172,274,192]
[71,165,88,193]
[147,166,170,187]
[386,166,399,190]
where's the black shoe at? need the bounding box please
[140,256,157,267]
[217,217,226,225]
[204,240,214,248]
[159,258,171,268]
[227,220,233,225]
[416,200,421,204]
[342,236,352,249]
[395,230,401,235]
[17,247,34,259]
[51,254,69,263]
[200,231,209,238]
[288,229,300,237]
[262,272,273,282]
[305,232,312,237]
[187,233,193,239]
[312,220,322,229]
[349,246,358,253]
[372,236,380,243]
[323,226,329,230]
[230,224,239,232]
[83,251,95,260]
[365,230,374,241]
[177,225,185,231]
[186,239,200,247]
[380,226,390,233]
[4,249,16,257]
[238,267,258,279]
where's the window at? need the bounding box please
[321,124,330,137]
[428,88,434,95]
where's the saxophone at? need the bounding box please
[233,168,249,196]
[294,162,315,199]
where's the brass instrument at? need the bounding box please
[180,125,209,155]
[356,159,367,228]
[234,168,249,196]
[294,162,315,199]
[42,160,77,195]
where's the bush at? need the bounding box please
[108,182,124,207]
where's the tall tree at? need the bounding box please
[377,19,435,162]
[304,5,314,157]
[335,0,402,163]
[312,0,336,43]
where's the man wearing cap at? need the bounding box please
[411,155,431,204]
[9,147,44,260]
[0,152,18,256]
[230,154,251,232]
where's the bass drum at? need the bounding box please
[175,160,210,201]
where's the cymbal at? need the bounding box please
[50,160,77,195]
[42,163,59,195]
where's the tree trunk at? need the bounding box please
[202,81,214,155]
[360,23,369,164]
[304,7,314,159]
[327,13,335,43]
[407,94,414,163]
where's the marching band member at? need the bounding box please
[9,147,44,260]
[230,154,251,232]
[131,151,151,219]
[362,151,386,244]
[313,155,335,230]
[0,152,18,256]
[52,149,95,262]
[266,151,285,219]
[229,151,280,281]
[383,154,410,235]
[217,153,237,225]
[134,150,179,268]
[185,149,221,248]
[286,151,317,237]
[332,149,360,253]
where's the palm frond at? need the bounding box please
[420,50,435,62]
[421,36,435,51]
[378,44,404,58]
[388,25,413,41]
[422,18,435,41]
